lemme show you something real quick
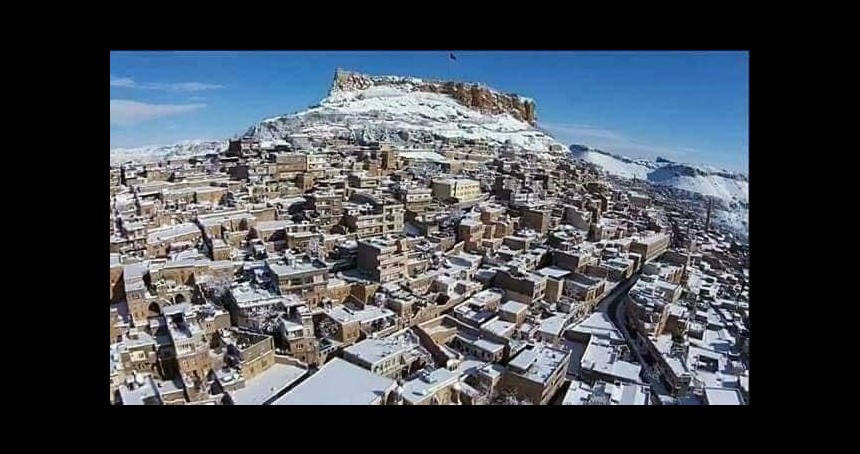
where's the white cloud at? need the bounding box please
[110,75,224,92]
[540,122,700,161]
[109,76,135,88]
[147,81,225,92]
[110,99,206,126]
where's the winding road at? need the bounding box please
[600,272,672,400]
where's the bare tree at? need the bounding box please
[494,389,533,405]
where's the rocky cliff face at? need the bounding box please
[332,69,537,125]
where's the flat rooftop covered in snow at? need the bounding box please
[507,344,570,385]
[704,387,745,405]
[535,266,573,280]
[271,358,397,405]
[454,303,496,325]
[266,258,327,278]
[499,300,529,315]
[537,313,572,338]
[454,331,506,357]
[228,362,308,405]
[581,336,642,384]
[230,283,282,306]
[398,151,449,164]
[466,287,505,307]
[568,312,625,344]
[343,332,421,367]
[652,334,690,379]
[400,368,459,405]
[480,317,516,338]
[146,222,200,244]
[563,380,650,406]
[327,304,395,324]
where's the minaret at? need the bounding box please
[705,198,713,233]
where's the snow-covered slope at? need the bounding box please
[714,207,749,242]
[245,71,563,151]
[647,164,749,203]
[569,145,749,204]
[110,139,226,165]
[568,145,658,180]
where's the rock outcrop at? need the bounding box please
[332,69,537,125]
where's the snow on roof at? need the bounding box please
[568,312,625,344]
[146,223,200,244]
[651,334,690,378]
[398,151,449,163]
[537,313,572,337]
[500,300,528,314]
[271,358,396,405]
[400,368,459,404]
[327,304,394,324]
[266,258,326,277]
[343,331,421,366]
[464,288,504,307]
[454,304,496,325]
[563,380,650,405]
[581,336,641,383]
[534,266,572,280]
[254,220,291,231]
[471,337,505,354]
[228,363,308,405]
[117,374,160,405]
[704,387,744,405]
[480,317,516,338]
[507,344,570,385]
[230,283,281,306]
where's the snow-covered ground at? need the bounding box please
[247,82,563,152]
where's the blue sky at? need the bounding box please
[110,51,748,171]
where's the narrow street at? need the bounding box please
[603,272,672,399]
[598,273,640,315]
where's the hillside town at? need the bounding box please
[109,135,749,405]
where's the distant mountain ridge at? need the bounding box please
[110,139,226,165]
[569,144,749,205]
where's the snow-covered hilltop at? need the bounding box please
[110,139,227,165]
[569,145,749,205]
[245,69,562,151]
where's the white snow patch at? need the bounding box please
[570,148,654,180]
